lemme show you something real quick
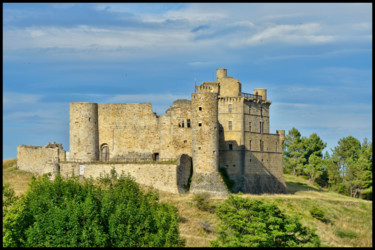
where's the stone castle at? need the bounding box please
[17,68,286,196]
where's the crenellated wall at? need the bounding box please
[16,68,286,196]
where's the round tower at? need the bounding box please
[69,102,99,162]
[190,92,228,196]
[254,88,267,100]
[216,68,227,81]
[191,92,219,173]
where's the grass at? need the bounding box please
[3,159,372,247]
[3,158,33,196]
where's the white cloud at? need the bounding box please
[3,92,43,110]
[234,23,335,46]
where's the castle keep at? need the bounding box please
[17,69,286,195]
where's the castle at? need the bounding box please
[17,68,286,196]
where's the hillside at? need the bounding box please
[3,158,372,247]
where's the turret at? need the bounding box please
[254,88,267,101]
[69,102,99,161]
[190,91,228,196]
[216,68,227,81]
[191,92,219,173]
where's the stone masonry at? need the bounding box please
[16,68,286,196]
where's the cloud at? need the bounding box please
[234,23,335,46]
[3,92,43,110]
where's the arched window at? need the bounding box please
[101,144,109,162]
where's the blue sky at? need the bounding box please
[3,3,372,160]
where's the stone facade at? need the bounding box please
[16,68,286,195]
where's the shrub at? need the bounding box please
[211,195,321,247]
[310,205,329,223]
[3,172,185,247]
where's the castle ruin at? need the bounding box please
[17,68,286,196]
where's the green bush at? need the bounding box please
[3,173,185,247]
[211,195,321,247]
[310,205,329,223]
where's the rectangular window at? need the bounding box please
[228,121,232,131]
[260,122,262,133]
[250,140,252,151]
[249,122,251,132]
[229,143,233,150]
[199,107,202,111]
[187,119,191,128]
[228,104,232,113]
[182,120,184,128]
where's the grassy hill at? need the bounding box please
[3,158,372,247]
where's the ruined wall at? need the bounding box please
[165,100,193,158]
[60,154,192,194]
[17,144,66,176]
[98,103,159,160]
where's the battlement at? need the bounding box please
[16,68,286,196]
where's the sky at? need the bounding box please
[3,3,372,160]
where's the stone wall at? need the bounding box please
[70,102,99,161]
[98,103,160,161]
[60,154,192,194]
[17,144,66,176]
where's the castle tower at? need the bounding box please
[190,91,228,196]
[69,102,99,162]
[216,68,227,81]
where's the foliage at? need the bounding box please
[283,128,306,175]
[283,128,372,200]
[328,137,372,198]
[309,205,329,223]
[303,154,324,184]
[210,195,320,247]
[3,172,185,247]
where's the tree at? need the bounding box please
[211,195,320,247]
[3,173,185,247]
[329,136,372,198]
[283,128,306,176]
[303,133,327,164]
[303,154,323,184]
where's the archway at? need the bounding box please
[101,144,109,162]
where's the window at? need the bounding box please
[260,140,263,152]
[228,104,232,113]
[187,119,191,128]
[249,122,251,132]
[199,122,202,127]
[261,107,263,117]
[229,143,233,150]
[250,140,252,151]
[182,120,184,128]
[199,107,202,111]
[229,121,232,131]
[260,122,262,133]
[275,142,278,152]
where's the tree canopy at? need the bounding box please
[3,171,185,247]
